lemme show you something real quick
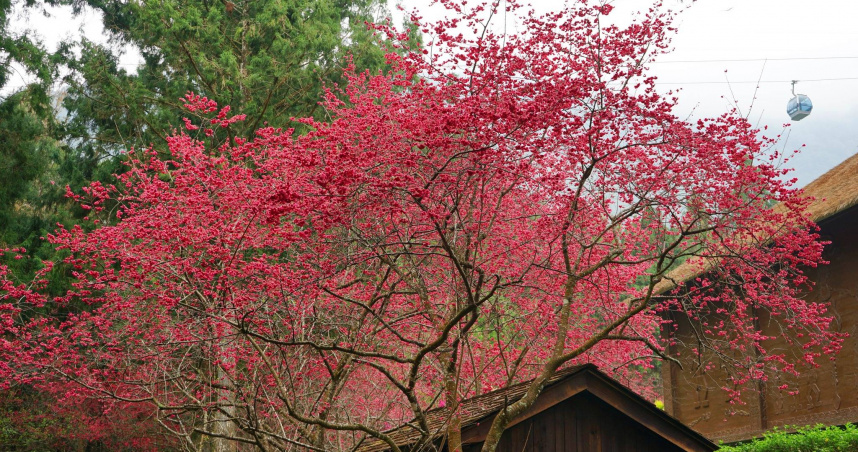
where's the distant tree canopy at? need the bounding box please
[60,0,412,160]
[0,0,70,283]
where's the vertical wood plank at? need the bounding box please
[533,410,547,452]
[498,424,511,452]
[566,401,577,452]
[752,306,768,432]
[577,405,588,452]
[510,419,522,452]
[662,312,677,417]
[590,404,601,452]
[526,419,534,452]
[605,404,618,452]
[554,401,565,452]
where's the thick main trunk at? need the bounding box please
[210,365,237,452]
[480,282,578,452]
[446,379,463,452]
[443,348,463,452]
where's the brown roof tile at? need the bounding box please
[653,151,858,294]
[799,151,858,224]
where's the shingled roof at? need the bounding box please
[797,151,858,223]
[357,364,716,451]
[653,151,858,294]
[357,366,588,452]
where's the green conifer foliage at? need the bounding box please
[61,0,400,160]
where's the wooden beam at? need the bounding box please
[461,368,716,452]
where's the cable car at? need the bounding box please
[787,80,812,121]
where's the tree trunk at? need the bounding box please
[444,349,463,452]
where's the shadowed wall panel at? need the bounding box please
[664,205,858,443]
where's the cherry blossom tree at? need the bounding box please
[0,1,841,451]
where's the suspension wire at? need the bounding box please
[657,77,858,85]
[653,56,858,64]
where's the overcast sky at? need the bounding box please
[8,0,858,188]
[639,0,858,188]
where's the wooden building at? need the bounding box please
[662,152,858,443]
[359,364,716,452]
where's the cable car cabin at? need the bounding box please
[787,94,813,121]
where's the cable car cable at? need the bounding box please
[653,56,858,64]
[656,77,858,85]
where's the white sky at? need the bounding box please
[7,0,858,187]
[639,0,858,187]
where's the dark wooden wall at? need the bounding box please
[663,205,858,442]
[461,392,682,452]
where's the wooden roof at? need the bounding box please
[357,364,716,452]
[654,151,858,294]
[798,151,858,223]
